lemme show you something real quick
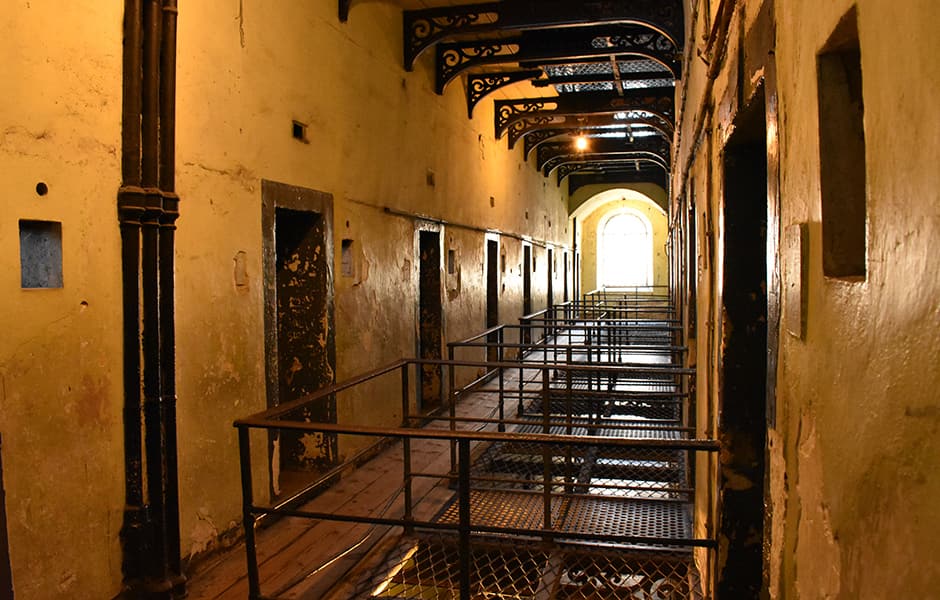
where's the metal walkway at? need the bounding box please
[232,289,714,599]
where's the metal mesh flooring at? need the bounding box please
[330,301,702,599]
[434,491,691,542]
[346,534,701,599]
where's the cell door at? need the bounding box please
[262,181,336,499]
[418,230,443,411]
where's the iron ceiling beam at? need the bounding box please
[556,156,668,186]
[402,0,683,70]
[521,117,672,157]
[467,64,675,118]
[498,0,683,44]
[494,88,675,140]
[436,26,680,93]
[537,137,671,174]
[529,70,674,88]
[546,151,670,178]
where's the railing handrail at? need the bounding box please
[234,416,719,451]
[238,357,696,423]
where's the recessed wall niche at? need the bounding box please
[818,7,867,278]
[19,220,63,289]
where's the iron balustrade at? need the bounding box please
[234,356,713,600]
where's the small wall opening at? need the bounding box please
[818,7,866,278]
[19,220,63,289]
[341,239,354,277]
[447,248,456,275]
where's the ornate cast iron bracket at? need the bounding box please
[499,0,684,48]
[403,3,500,70]
[404,0,682,72]
[524,129,568,158]
[467,70,542,118]
[437,26,679,93]
[495,88,675,140]
[436,39,522,93]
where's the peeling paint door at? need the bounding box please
[486,239,499,362]
[274,207,336,485]
[418,230,443,411]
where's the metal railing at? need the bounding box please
[234,357,715,599]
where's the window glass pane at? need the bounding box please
[600,213,651,287]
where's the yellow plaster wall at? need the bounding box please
[173,0,570,567]
[774,0,940,596]
[0,2,125,597]
[0,1,571,597]
[678,0,940,597]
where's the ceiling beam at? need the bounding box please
[557,157,668,186]
[436,25,680,93]
[403,0,683,69]
[520,117,672,156]
[537,137,671,173]
[495,88,675,140]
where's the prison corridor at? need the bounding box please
[187,288,716,599]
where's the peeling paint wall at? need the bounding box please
[171,0,569,577]
[678,0,940,597]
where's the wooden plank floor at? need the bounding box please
[186,341,679,599]
[185,379,517,600]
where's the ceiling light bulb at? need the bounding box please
[575,136,589,151]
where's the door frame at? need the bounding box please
[261,180,336,495]
[414,222,445,412]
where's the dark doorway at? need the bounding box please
[718,87,768,597]
[563,251,569,303]
[486,239,499,362]
[522,244,532,344]
[262,180,336,500]
[418,230,443,411]
[547,248,554,310]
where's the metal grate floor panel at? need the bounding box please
[342,534,703,599]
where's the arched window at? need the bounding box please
[598,210,653,288]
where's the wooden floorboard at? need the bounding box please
[185,381,509,599]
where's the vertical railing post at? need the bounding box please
[565,349,574,493]
[458,438,472,600]
[238,426,261,600]
[541,368,552,541]
[403,435,413,535]
[517,331,525,417]
[498,328,505,432]
[448,349,457,475]
[401,362,410,427]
